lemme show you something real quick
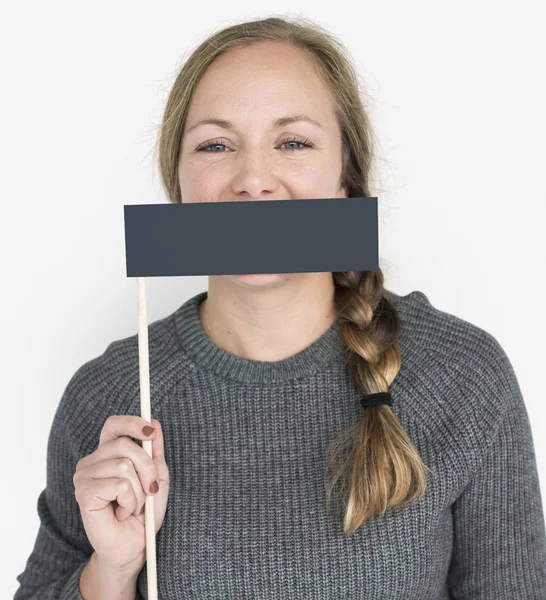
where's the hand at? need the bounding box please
[73,416,170,573]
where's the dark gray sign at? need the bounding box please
[124,197,378,277]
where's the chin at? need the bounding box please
[229,273,287,287]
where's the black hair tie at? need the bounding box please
[361,391,393,410]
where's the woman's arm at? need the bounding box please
[13,364,144,599]
[447,339,546,598]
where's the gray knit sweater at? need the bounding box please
[15,288,546,599]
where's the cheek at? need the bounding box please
[179,161,225,202]
[285,162,339,196]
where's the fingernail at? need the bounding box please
[149,481,159,494]
[142,425,155,436]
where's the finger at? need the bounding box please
[149,419,168,475]
[74,457,147,517]
[77,436,160,503]
[76,477,137,521]
[98,415,157,447]
[77,414,157,473]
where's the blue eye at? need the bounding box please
[196,141,229,152]
[280,138,314,150]
[195,136,315,152]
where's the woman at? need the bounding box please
[15,15,546,599]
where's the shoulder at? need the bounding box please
[383,287,501,364]
[383,288,521,467]
[67,311,182,396]
[383,287,512,381]
[52,311,192,454]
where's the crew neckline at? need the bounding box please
[173,290,348,383]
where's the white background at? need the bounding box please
[2,1,545,597]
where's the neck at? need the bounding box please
[198,272,338,362]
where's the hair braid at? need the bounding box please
[325,270,430,534]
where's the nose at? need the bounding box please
[230,150,278,200]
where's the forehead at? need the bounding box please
[187,42,335,121]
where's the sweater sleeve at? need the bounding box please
[13,361,144,599]
[446,338,546,599]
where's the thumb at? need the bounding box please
[149,419,169,477]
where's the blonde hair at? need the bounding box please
[155,15,430,535]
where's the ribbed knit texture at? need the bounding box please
[15,288,546,599]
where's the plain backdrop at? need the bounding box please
[2,1,545,597]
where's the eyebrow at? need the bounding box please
[185,114,324,133]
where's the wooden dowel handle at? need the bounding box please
[137,277,158,600]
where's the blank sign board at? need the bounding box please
[124,197,378,277]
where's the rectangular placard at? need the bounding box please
[124,197,378,277]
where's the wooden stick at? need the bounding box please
[136,277,158,600]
